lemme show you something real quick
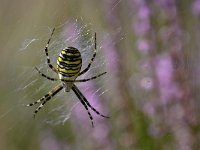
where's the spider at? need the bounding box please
[26,28,109,127]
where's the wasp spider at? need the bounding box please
[26,28,108,127]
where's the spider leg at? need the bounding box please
[74,72,106,82]
[72,84,94,127]
[35,67,58,81]
[78,33,97,76]
[44,27,58,73]
[62,72,107,83]
[78,98,94,127]
[33,100,47,118]
[33,94,56,118]
[72,84,109,119]
[26,84,63,117]
[26,93,50,106]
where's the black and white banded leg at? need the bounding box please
[72,84,94,127]
[44,28,58,73]
[27,84,63,117]
[79,33,97,76]
[35,67,58,81]
[72,84,109,127]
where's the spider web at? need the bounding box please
[1,19,109,129]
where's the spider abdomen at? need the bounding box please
[57,47,82,78]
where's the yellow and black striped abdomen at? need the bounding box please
[57,47,82,78]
